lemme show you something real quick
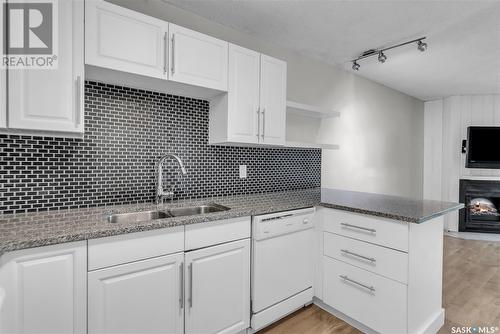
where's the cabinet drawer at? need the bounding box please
[185,216,251,251]
[323,257,407,334]
[323,209,408,252]
[88,226,184,271]
[324,232,408,284]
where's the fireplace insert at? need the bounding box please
[459,179,500,233]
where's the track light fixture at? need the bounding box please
[351,37,427,71]
[378,51,387,63]
[417,40,427,52]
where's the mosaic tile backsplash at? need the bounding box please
[0,81,321,214]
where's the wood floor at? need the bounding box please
[258,236,500,334]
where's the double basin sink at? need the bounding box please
[107,203,230,224]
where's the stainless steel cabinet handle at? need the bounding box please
[171,34,176,74]
[261,108,266,139]
[75,76,81,125]
[179,262,184,309]
[163,32,168,75]
[339,275,375,292]
[340,222,376,233]
[256,108,260,138]
[340,249,376,263]
[188,263,193,308]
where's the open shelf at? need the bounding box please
[286,100,340,119]
[285,141,339,150]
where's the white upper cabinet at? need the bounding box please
[225,44,261,144]
[0,0,5,128]
[0,67,5,129]
[85,0,168,79]
[260,55,287,145]
[169,24,228,91]
[88,253,184,334]
[210,46,287,146]
[0,242,87,334]
[185,239,250,334]
[7,0,84,134]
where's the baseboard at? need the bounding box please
[445,231,500,242]
[250,288,313,332]
[314,298,445,334]
[413,308,444,334]
[313,298,378,334]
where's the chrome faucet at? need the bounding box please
[156,154,187,205]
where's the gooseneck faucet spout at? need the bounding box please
[156,154,187,205]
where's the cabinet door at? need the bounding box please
[185,239,250,334]
[260,55,287,145]
[8,0,84,133]
[169,24,228,91]
[0,0,5,128]
[0,242,87,334]
[85,0,168,79]
[88,253,184,334]
[227,44,260,144]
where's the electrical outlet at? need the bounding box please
[239,165,247,179]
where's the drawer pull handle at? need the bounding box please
[188,263,193,308]
[340,222,376,233]
[163,32,168,74]
[179,262,184,309]
[340,249,376,263]
[339,275,376,292]
[171,34,176,74]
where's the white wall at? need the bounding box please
[424,94,500,231]
[108,0,425,199]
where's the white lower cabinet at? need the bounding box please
[86,219,251,334]
[0,242,87,334]
[185,239,250,334]
[323,257,407,334]
[88,252,184,334]
[319,208,445,334]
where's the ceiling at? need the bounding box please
[165,0,500,101]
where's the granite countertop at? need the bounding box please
[320,188,464,223]
[0,187,464,255]
[0,189,321,255]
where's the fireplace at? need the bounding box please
[459,179,500,233]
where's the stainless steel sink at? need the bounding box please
[107,204,230,223]
[107,210,171,224]
[167,204,230,217]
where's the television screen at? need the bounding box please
[467,126,500,168]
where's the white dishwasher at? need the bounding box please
[251,207,315,331]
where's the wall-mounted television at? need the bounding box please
[466,126,500,169]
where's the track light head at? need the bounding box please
[352,60,360,71]
[417,40,427,52]
[378,51,387,63]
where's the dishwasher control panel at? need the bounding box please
[253,207,315,240]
